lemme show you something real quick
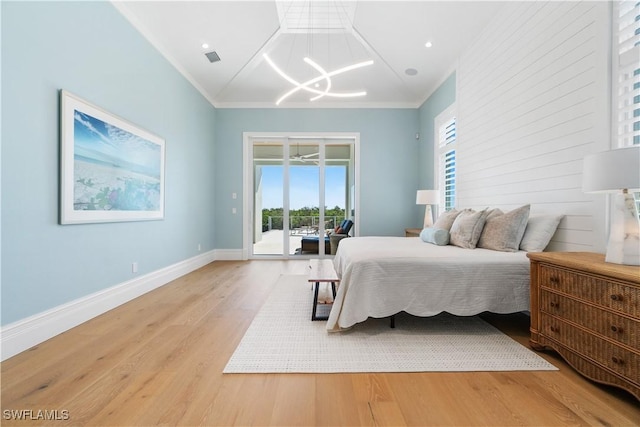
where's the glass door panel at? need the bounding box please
[252,143,284,256]
[325,144,351,254]
[290,143,321,255]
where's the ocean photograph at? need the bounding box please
[72,110,162,212]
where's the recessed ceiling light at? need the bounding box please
[202,43,209,49]
[405,68,418,76]
[425,41,433,48]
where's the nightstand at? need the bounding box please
[528,252,640,401]
[405,228,422,237]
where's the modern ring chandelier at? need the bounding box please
[265,0,373,105]
[264,53,373,105]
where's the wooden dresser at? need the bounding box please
[528,252,639,401]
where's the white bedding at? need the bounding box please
[327,236,530,331]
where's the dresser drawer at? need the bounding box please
[540,265,639,317]
[541,290,639,349]
[541,315,639,382]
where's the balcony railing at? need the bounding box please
[265,216,343,235]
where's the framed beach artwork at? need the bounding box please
[60,90,165,224]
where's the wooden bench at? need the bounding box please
[307,259,340,321]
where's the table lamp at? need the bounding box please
[582,146,640,265]
[416,190,440,228]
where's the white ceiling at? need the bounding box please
[113,1,505,109]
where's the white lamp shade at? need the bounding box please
[582,146,640,266]
[416,190,440,205]
[582,146,640,193]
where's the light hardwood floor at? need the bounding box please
[2,260,639,426]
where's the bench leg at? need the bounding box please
[390,315,395,328]
[312,281,336,321]
[311,281,320,320]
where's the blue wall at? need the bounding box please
[214,108,420,248]
[1,2,216,325]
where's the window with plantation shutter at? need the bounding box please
[435,105,457,211]
[612,0,639,212]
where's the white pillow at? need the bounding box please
[477,205,530,252]
[519,214,564,252]
[449,208,489,249]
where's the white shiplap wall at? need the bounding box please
[456,1,611,252]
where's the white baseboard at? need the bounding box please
[1,250,216,361]
[213,249,244,260]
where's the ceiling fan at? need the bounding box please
[290,144,319,162]
[253,143,321,163]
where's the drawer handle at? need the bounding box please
[549,302,559,308]
[549,277,560,284]
[549,326,559,333]
[610,294,624,302]
[610,325,624,334]
[611,356,625,365]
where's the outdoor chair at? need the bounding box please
[300,219,353,254]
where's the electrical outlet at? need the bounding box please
[232,207,237,214]
[132,262,138,273]
[198,243,202,251]
[232,192,237,199]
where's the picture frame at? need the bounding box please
[60,90,165,224]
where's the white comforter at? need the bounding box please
[327,236,530,331]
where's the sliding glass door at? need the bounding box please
[246,134,357,259]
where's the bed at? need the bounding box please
[327,236,531,331]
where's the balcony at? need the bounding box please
[254,215,342,255]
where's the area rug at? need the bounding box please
[223,275,557,373]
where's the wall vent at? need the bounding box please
[205,51,221,63]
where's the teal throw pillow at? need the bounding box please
[420,227,450,246]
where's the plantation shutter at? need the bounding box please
[613,0,640,147]
[438,115,457,211]
[613,0,640,212]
